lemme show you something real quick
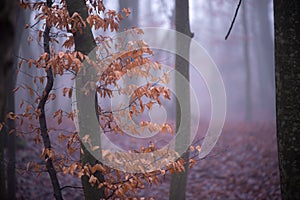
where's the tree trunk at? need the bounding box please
[6,58,17,200]
[0,0,17,198]
[274,0,300,199]
[5,5,25,200]
[5,70,17,200]
[254,0,275,117]
[8,5,26,199]
[241,1,252,121]
[37,0,63,199]
[169,0,193,199]
[65,0,105,199]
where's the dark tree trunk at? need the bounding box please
[65,0,105,199]
[65,0,96,55]
[38,0,63,199]
[0,0,17,199]
[274,0,300,199]
[169,0,193,199]
[6,70,16,200]
[6,6,26,200]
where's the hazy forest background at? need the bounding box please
[0,0,282,199]
[16,0,276,123]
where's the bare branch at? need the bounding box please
[60,185,83,191]
[225,0,243,40]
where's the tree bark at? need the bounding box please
[0,0,17,198]
[274,0,300,199]
[169,0,193,199]
[65,0,96,55]
[65,1,105,199]
[6,67,17,200]
[6,6,26,200]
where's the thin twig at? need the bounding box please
[30,20,40,29]
[105,188,117,200]
[225,0,243,40]
[60,185,83,191]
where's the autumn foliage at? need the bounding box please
[0,0,201,199]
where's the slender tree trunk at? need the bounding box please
[169,0,193,199]
[254,0,275,116]
[38,0,63,199]
[241,1,252,121]
[6,68,16,200]
[0,0,17,198]
[0,127,6,199]
[6,6,25,200]
[274,0,300,199]
[65,0,105,199]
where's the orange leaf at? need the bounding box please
[8,129,15,134]
[38,30,43,43]
[51,93,56,101]
[68,112,74,121]
[91,145,100,151]
[146,101,154,110]
[63,166,70,174]
[12,87,20,93]
[189,145,195,151]
[29,87,34,97]
[58,116,62,125]
[6,112,17,120]
[39,77,45,84]
[63,87,68,96]
[89,175,98,186]
[62,36,74,49]
[19,100,24,108]
[91,164,106,174]
[122,8,131,17]
[189,158,196,168]
[58,51,64,58]
[69,163,78,175]
[68,88,73,98]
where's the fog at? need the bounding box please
[12,0,279,199]
[104,0,276,124]
[16,0,275,126]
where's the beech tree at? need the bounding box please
[64,0,103,198]
[169,0,193,199]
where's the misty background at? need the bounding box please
[12,0,279,199]
[16,0,275,125]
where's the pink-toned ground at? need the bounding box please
[15,120,281,200]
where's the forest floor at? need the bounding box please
[15,119,281,200]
